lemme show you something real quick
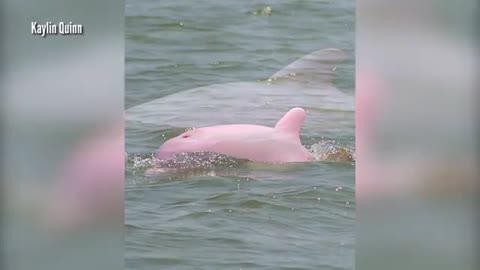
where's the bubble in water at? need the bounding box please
[126,153,157,171]
[144,151,241,175]
[262,6,272,14]
[249,6,273,16]
[310,140,354,162]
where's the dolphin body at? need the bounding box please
[126,48,354,153]
[156,107,313,163]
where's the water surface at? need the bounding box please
[126,0,354,269]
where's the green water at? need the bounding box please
[126,0,354,269]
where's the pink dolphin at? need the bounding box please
[156,107,313,163]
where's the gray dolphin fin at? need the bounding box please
[271,48,347,84]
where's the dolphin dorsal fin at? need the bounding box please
[271,48,346,84]
[274,107,306,138]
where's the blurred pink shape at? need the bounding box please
[356,71,390,199]
[44,122,124,231]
